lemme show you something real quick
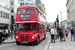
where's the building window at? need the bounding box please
[11,0,13,2]
[7,14,9,19]
[11,0,14,5]
[18,0,20,1]
[11,2,13,5]
[4,3,6,9]
[8,5,10,10]
[0,0,1,7]
[25,3,30,5]
[2,2,4,8]
[11,8,14,13]
[27,0,31,1]
[0,11,2,18]
[6,13,9,19]
[20,3,24,6]
[3,12,5,18]
[6,13,7,18]
[33,1,35,4]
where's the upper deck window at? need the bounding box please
[26,8,34,13]
[36,9,38,14]
[18,9,25,14]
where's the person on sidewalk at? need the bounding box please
[0,29,6,44]
[2,29,6,41]
[71,27,74,41]
[0,30,3,44]
[54,28,58,39]
[62,25,66,41]
[5,28,9,39]
[50,27,55,43]
[65,27,69,38]
[57,27,60,39]
[73,28,75,41]
[58,26,63,42]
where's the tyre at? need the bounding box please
[44,33,46,39]
[0,41,2,44]
[0,38,2,44]
[34,37,40,45]
[16,41,20,45]
[2,38,5,41]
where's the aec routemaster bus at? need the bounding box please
[15,5,46,45]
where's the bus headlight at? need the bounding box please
[32,36,35,39]
[16,36,18,39]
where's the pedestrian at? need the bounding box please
[0,30,3,44]
[62,25,66,41]
[54,28,58,39]
[50,27,55,43]
[57,27,60,39]
[0,29,6,44]
[5,28,9,39]
[71,27,74,41]
[65,27,69,38]
[58,26,63,42]
[2,29,6,41]
[73,27,75,41]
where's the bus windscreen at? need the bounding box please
[18,9,25,14]
[26,8,34,13]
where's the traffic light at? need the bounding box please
[11,16,14,24]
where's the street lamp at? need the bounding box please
[60,11,62,26]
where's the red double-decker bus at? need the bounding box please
[15,5,46,45]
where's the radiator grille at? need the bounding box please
[20,35,30,42]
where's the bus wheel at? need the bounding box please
[34,37,40,45]
[44,33,46,39]
[0,38,2,44]
[2,38,5,41]
[0,41,2,44]
[16,41,20,45]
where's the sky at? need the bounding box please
[41,0,67,23]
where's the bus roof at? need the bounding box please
[18,5,37,9]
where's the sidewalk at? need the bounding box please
[4,35,15,42]
[49,33,75,50]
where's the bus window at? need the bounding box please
[18,9,25,14]
[36,9,38,14]
[40,26,42,30]
[26,8,34,13]
[25,23,38,31]
[30,24,38,30]
[16,24,24,31]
